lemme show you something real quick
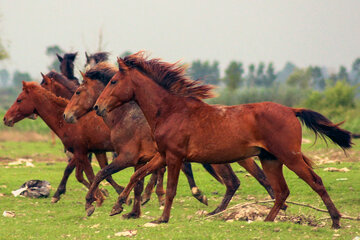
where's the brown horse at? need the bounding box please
[64,63,248,217]
[3,81,124,206]
[69,63,275,217]
[94,52,352,229]
[57,52,80,85]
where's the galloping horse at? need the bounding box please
[94,52,352,229]
[3,81,124,206]
[63,63,269,217]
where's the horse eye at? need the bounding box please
[17,99,22,103]
[111,80,117,85]
[76,91,80,95]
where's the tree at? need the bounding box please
[0,69,10,86]
[286,68,312,89]
[264,63,276,87]
[350,58,360,84]
[247,64,256,87]
[310,66,325,90]
[188,60,220,85]
[338,66,348,82]
[12,70,32,88]
[223,61,244,90]
[254,62,265,86]
[46,45,64,71]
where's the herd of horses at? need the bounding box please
[3,51,353,229]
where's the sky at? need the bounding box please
[1,0,360,79]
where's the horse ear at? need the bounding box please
[56,53,63,62]
[22,81,30,92]
[41,73,51,85]
[69,52,77,61]
[85,52,90,62]
[117,57,128,73]
[79,71,88,83]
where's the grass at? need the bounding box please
[0,135,359,239]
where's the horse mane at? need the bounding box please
[122,52,215,100]
[61,53,79,83]
[27,82,69,108]
[43,71,78,93]
[87,52,110,64]
[85,62,117,85]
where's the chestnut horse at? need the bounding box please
[39,72,120,203]
[56,52,80,85]
[3,81,124,206]
[64,63,266,217]
[94,53,352,229]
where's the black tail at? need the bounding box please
[293,108,353,150]
[201,163,224,185]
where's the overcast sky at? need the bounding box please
[1,0,360,79]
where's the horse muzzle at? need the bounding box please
[63,112,77,124]
[93,104,106,117]
[3,117,14,127]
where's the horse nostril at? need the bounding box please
[3,117,6,122]
[93,105,99,111]
[63,114,66,120]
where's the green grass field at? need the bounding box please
[0,134,359,240]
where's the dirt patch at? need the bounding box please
[211,203,324,227]
[305,148,360,164]
[0,130,52,142]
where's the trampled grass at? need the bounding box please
[0,136,359,239]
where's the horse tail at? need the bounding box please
[292,108,352,150]
[201,163,224,185]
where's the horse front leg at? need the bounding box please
[151,152,182,224]
[110,153,166,216]
[52,157,75,203]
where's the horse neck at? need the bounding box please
[31,90,67,137]
[62,61,75,80]
[131,72,179,130]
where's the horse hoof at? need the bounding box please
[100,188,109,197]
[200,195,208,206]
[86,205,95,217]
[123,212,140,219]
[192,187,208,206]
[207,208,221,216]
[109,206,123,216]
[150,218,168,224]
[51,197,60,203]
[331,223,341,229]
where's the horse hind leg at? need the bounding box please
[141,172,158,205]
[207,164,240,215]
[123,165,145,219]
[182,162,208,206]
[155,167,166,206]
[258,154,289,222]
[284,153,341,229]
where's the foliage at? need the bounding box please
[188,60,220,85]
[223,61,244,90]
[12,70,32,88]
[46,45,64,71]
[0,68,10,86]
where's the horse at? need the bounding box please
[3,81,124,206]
[56,52,79,85]
[94,52,352,229]
[85,51,110,70]
[63,62,257,217]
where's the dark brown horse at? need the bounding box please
[85,52,110,70]
[3,81,124,206]
[64,63,250,217]
[94,52,352,229]
[57,52,79,85]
